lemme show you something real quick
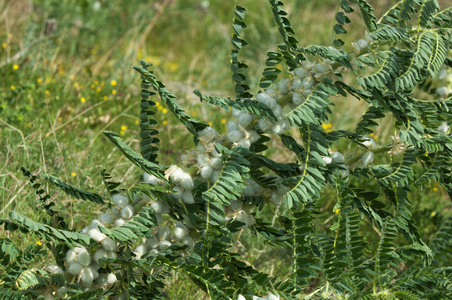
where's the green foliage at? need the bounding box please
[2,0,452,299]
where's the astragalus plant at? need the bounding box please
[1,0,452,299]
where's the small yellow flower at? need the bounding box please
[322,123,332,133]
[37,78,42,84]
[90,48,97,55]
[2,42,6,48]
[36,241,42,246]
[13,64,19,70]
[431,211,437,217]
[45,77,51,83]
[162,120,168,126]
[80,97,86,103]
[45,90,50,95]
[334,208,341,214]
[110,80,117,87]
[135,119,139,125]
[8,33,13,38]
[91,84,96,89]
[155,102,161,107]
[111,89,116,95]
[162,108,168,114]
[103,96,108,100]
[69,75,75,81]
[100,81,105,87]
[57,117,62,122]
[121,125,127,131]
[95,80,100,85]
[96,87,102,93]
[11,85,15,90]
[433,187,438,192]
[120,131,125,136]
[71,172,76,177]
[73,82,80,89]
[220,119,227,124]
[208,122,213,126]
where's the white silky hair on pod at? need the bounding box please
[362,138,376,149]
[106,251,117,258]
[77,249,91,266]
[322,156,333,164]
[90,262,100,271]
[294,67,309,79]
[94,249,108,263]
[227,130,243,143]
[146,236,159,249]
[292,77,302,89]
[134,244,147,259]
[227,120,239,132]
[171,186,183,199]
[55,286,68,299]
[66,249,77,264]
[272,123,284,135]
[209,157,222,170]
[232,108,241,118]
[258,118,272,132]
[106,273,117,284]
[266,293,280,300]
[80,266,95,285]
[99,213,114,225]
[90,219,104,229]
[181,236,195,250]
[180,174,194,191]
[159,240,172,251]
[120,205,134,219]
[101,237,116,252]
[182,190,195,204]
[88,228,107,242]
[149,249,159,255]
[173,227,187,241]
[248,131,260,144]
[89,265,99,280]
[68,262,83,276]
[114,218,125,227]
[201,164,214,180]
[302,76,314,89]
[155,213,163,225]
[158,226,172,240]
[112,194,128,206]
[238,138,251,149]
[331,152,345,164]
[211,170,221,183]
[292,93,303,105]
[197,153,210,165]
[362,151,374,166]
[46,265,64,275]
[238,295,247,300]
[238,112,253,128]
[273,105,282,118]
[95,273,108,286]
[278,78,289,93]
[169,167,185,184]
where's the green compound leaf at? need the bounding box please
[98,206,157,243]
[286,77,337,127]
[432,6,452,26]
[2,211,90,247]
[43,173,105,204]
[369,24,409,42]
[349,0,378,32]
[418,0,440,27]
[194,89,277,121]
[371,148,417,187]
[103,131,168,183]
[133,60,208,142]
[378,0,423,27]
[15,268,50,291]
[259,51,283,88]
[300,45,353,69]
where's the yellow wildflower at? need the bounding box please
[80,97,86,103]
[11,85,15,90]
[45,90,50,95]
[37,78,42,84]
[103,96,108,100]
[121,125,127,131]
[91,84,96,89]
[2,42,6,48]
[220,119,227,124]
[162,108,168,114]
[334,208,341,214]
[162,120,168,126]
[96,87,102,93]
[13,64,19,70]
[321,123,332,133]
[95,80,100,85]
[36,241,42,246]
[112,89,116,95]
[208,122,213,126]
[71,172,76,177]
[135,119,139,125]
[110,80,117,87]
[58,117,62,122]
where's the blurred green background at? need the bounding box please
[1,0,451,298]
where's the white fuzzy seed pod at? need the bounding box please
[146,237,159,249]
[181,236,195,250]
[159,240,172,251]
[180,174,194,191]
[106,273,117,285]
[278,78,289,93]
[77,249,91,266]
[331,152,345,164]
[143,173,163,185]
[248,131,260,144]
[134,244,147,259]
[302,77,314,89]
[362,151,374,166]
[200,164,214,180]
[339,164,350,179]
[271,192,283,206]
[88,228,107,242]
[114,218,125,227]
[158,226,172,240]
[95,273,108,286]
[120,205,134,219]
[90,263,100,271]
[90,219,104,230]
[173,227,188,241]
[66,249,77,264]
[238,113,253,128]
[68,262,83,276]
[211,170,221,183]
[46,265,64,275]
[292,93,303,105]
[182,190,195,204]
[292,77,302,89]
[94,249,108,263]
[155,213,163,225]
[227,120,239,132]
[362,138,376,149]
[112,194,128,206]
[101,237,116,252]
[227,130,243,143]
[171,186,183,199]
[149,249,159,255]
[55,286,68,299]
[197,153,210,165]
[238,138,251,149]
[322,156,333,164]
[99,213,115,226]
[266,293,280,300]
[232,108,241,118]
[209,157,222,170]
[273,105,282,118]
[258,118,272,131]
[294,67,309,79]
[80,266,95,285]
